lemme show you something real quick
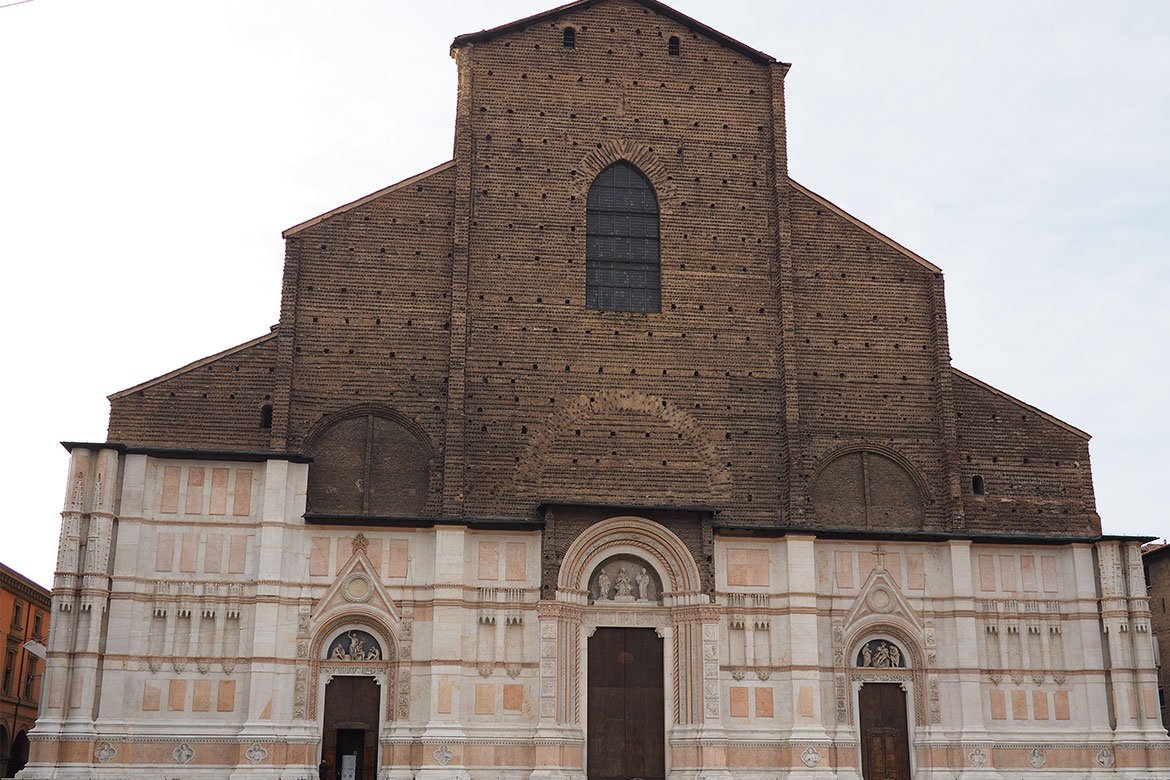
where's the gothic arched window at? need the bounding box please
[586,161,660,312]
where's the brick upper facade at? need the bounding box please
[105,0,1100,538]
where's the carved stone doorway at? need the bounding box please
[322,676,379,780]
[858,683,911,780]
[586,627,665,780]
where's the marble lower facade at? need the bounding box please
[19,448,1170,779]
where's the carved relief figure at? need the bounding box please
[325,629,384,662]
[856,639,907,669]
[636,567,651,601]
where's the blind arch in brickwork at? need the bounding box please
[305,405,435,516]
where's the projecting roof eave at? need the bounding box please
[107,330,278,401]
[950,367,1091,441]
[450,0,783,66]
[282,160,456,238]
[788,179,943,274]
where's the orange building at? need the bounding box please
[0,563,49,778]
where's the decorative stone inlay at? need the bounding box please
[968,747,988,767]
[1027,747,1046,768]
[95,742,116,763]
[245,743,268,765]
[800,746,822,767]
[172,743,195,764]
[352,533,369,555]
[433,743,454,766]
[1097,747,1115,768]
[341,572,373,603]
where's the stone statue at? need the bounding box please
[332,645,346,660]
[348,631,366,661]
[636,567,651,601]
[873,642,891,668]
[614,566,634,601]
[861,643,872,667]
[597,571,611,601]
[889,644,901,668]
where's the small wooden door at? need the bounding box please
[587,628,665,780]
[859,683,911,780]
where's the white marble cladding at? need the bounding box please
[21,446,1170,778]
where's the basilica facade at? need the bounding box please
[24,1,1169,778]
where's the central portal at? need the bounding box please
[587,627,665,780]
[321,676,379,780]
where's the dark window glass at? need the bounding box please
[12,601,22,626]
[972,474,985,496]
[563,27,576,49]
[260,404,273,429]
[3,650,13,692]
[23,659,35,698]
[586,162,660,312]
[33,612,42,638]
[668,36,681,56]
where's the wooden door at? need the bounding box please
[859,683,911,780]
[322,676,380,780]
[587,628,665,780]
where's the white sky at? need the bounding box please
[1,1,1167,589]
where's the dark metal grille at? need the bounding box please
[586,161,660,312]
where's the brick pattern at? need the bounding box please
[108,336,277,450]
[952,374,1099,535]
[104,0,1097,541]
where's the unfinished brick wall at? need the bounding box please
[104,0,1100,539]
[107,334,277,451]
[952,372,1099,535]
[787,186,953,530]
[453,1,786,525]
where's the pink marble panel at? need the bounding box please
[143,682,161,712]
[1041,556,1059,593]
[185,467,205,514]
[478,542,500,581]
[209,468,229,515]
[505,542,526,581]
[155,532,175,572]
[999,555,1018,592]
[232,469,253,516]
[1020,556,1037,591]
[726,548,769,587]
[977,554,995,591]
[906,553,925,590]
[203,533,223,573]
[388,540,410,578]
[160,466,181,514]
[179,532,198,573]
[227,536,247,574]
[309,537,330,577]
[217,680,236,712]
[834,550,854,589]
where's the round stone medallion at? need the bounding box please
[865,585,895,614]
[342,572,372,602]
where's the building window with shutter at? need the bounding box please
[586,161,661,312]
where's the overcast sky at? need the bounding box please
[2,1,1167,588]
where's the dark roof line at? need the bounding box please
[61,442,313,464]
[451,0,779,65]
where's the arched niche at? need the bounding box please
[305,406,433,516]
[589,554,663,605]
[811,447,926,530]
[557,515,705,605]
[855,637,909,669]
[326,629,384,662]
